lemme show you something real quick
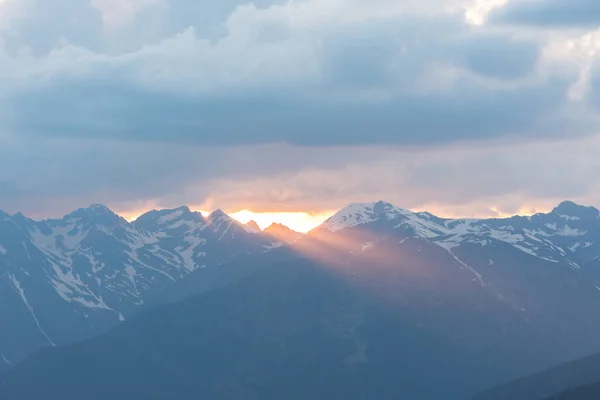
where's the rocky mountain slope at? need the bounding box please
[3,200,600,399]
[303,200,600,360]
[0,205,283,369]
[0,254,556,400]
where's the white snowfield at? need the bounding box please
[320,200,599,273]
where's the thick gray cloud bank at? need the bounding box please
[1,0,600,216]
[1,0,591,146]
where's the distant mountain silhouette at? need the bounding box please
[244,220,261,232]
[264,222,303,243]
[545,382,600,399]
[472,350,600,400]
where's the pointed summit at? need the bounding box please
[89,204,112,210]
[244,220,261,232]
[132,206,204,232]
[552,201,600,220]
[319,201,411,232]
[66,204,126,227]
[173,206,191,213]
[75,204,115,215]
[208,209,230,221]
[264,222,302,243]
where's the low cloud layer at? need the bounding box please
[3,135,600,221]
[1,0,600,217]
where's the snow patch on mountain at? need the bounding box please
[157,209,185,224]
[9,274,56,346]
[558,226,586,237]
[178,237,207,272]
[125,265,137,289]
[321,202,412,232]
[262,242,283,250]
[557,213,580,221]
[319,201,600,269]
[436,241,486,286]
[395,217,449,238]
[0,204,292,372]
[1,353,11,366]
[49,260,114,311]
[321,203,379,231]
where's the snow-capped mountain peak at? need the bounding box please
[59,204,127,228]
[320,201,412,232]
[310,200,600,271]
[0,205,283,369]
[67,204,118,217]
[208,209,229,222]
[132,206,206,232]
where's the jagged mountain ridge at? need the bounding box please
[0,204,289,369]
[309,201,600,334]
[264,222,304,243]
[4,199,600,399]
[301,200,600,370]
[3,198,600,387]
[316,200,600,269]
[310,200,600,292]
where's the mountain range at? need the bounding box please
[2,200,600,399]
[0,205,292,369]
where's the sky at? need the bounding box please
[1,0,600,232]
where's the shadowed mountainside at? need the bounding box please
[4,200,600,399]
[472,351,600,400]
[0,255,558,400]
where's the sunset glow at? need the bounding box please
[119,206,334,233]
[413,204,553,220]
[229,210,335,233]
[119,203,557,234]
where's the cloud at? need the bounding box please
[1,0,589,148]
[0,0,104,55]
[458,34,540,79]
[3,134,600,220]
[0,136,378,217]
[198,134,600,217]
[1,0,600,217]
[490,0,600,28]
[6,72,577,147]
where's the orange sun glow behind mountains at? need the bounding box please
[120,207,335,233]
[228,210,335,233]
